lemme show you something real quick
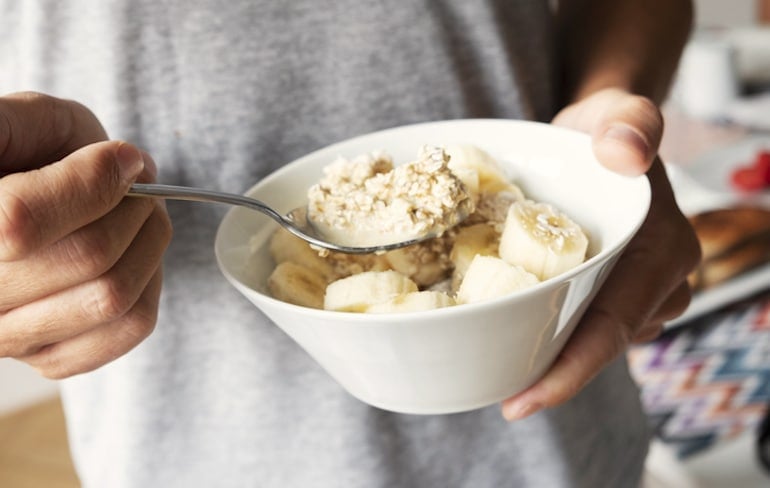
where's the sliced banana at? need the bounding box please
[499,200,588,281]
[264,143,593,311]
[449,223,500,291]
[456,255,539,304]
[267,261,328,309]
[445,144,509,195]
[269,227,336,281]
[366,290,456,313]
[324,270,418,312]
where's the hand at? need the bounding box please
[501,88,701,420]
[0,92,172,378]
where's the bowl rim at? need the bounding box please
[215,118,651,322]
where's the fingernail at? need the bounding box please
[503,402,543,421]
[601,125,650,161]
[116,143,144,181]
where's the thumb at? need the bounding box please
[590,94,664,177]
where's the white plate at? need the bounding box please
[666,263,770,328]
[674,135,770,209]
[664,138,770,328]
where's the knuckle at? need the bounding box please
[629,94,660,117]
[0,330,43,359]
[88,275,134,322]
[118,314,156,346]
[553,381,581,407]
[0,186,39,260]
[65,229,119,278]
[29,348,73,380]
[624,95,664,140]
[542,365,582,407]
[12,92,71,154]
[27,92,85,157]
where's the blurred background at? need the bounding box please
[2,1,770,487]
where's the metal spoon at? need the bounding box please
[127,183,442,254]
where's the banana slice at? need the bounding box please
[456,255,539,304]
[445,144,510,195]
[449,223,500,290]
[268,227,336,281]
[366,290,456,313]
[324,270,418,312]
[267,261,328,309]
[499,200,588,281]
[384,238,453,287]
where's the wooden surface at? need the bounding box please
[760,0,770,23]
[0,398,79,488]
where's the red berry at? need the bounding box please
[755,150,770,184]
[730,165,766,192]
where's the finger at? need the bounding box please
[500,307,631,421]
[500,161,699,420]
[0,191,157,311]
[552,89,664,177]
[631,281,692,343]
[649,281,692,325]
[590,94,663,176]
[0,91,107,172]
[632,323,665,344]
[0,140,145,260]
[0,203,170,358]
[20,270,163,379]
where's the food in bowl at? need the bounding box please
[306,145,475,247]
[264,143,589,312]
[215,119,651,414]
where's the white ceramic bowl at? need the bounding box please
[215,119,650,414]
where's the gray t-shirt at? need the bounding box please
[0,1,650,487]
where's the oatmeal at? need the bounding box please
[306,146,475,247]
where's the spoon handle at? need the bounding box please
[127,183,285,222]
[127,183,425,255]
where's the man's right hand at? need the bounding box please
[0,92,172,378]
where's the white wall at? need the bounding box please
[695,0,758,28]
[0,358,59,414]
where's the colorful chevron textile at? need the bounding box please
[628,288,770,459]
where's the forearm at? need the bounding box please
[556,0,694,105]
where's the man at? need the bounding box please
[0,1,698,486]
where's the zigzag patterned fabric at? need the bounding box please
[628,289,770,458]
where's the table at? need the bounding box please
[632,105,770,487]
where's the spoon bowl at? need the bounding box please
[127,183,447,254]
